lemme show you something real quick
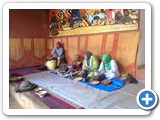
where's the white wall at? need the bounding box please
[137,9,145,67]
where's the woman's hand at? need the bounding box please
[52,53,56,57]
[95,71,100,75]
[100,70,107,74]
[83,67,91,71]
[84,67,89,70]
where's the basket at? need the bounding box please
[9,76,23,82]
[45,60,57,70]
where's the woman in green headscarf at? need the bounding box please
[96,54,120,79]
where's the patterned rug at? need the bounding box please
[10,67,83,109]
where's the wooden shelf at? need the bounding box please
[49,23,138,37]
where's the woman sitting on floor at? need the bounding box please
[35,42,64,70]
[90,54,120,83]
[92,54,138,84]
[80,51,99,81]
[97,54,120,80]
[72,54,83,71]
[48,41,64,67]
[63,54,83,75]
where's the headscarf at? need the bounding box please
[74,54,83,64]
[84,51,92,66]
[101,54,112,70]
[57,41,61,46]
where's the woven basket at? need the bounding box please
[45,60,57,70]
[9,76,23,82]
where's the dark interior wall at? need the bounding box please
[9,9,49,38]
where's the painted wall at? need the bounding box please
[9,38,48,68]
[9,9,49,68]
[47,31,140,77]
[9,9,49,38]
[9,9,141,77]
[10,31,140,77]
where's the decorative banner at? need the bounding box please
[49,9,139,37]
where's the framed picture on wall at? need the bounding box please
[49,9,139,37]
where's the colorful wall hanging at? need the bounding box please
[49,9,139,37]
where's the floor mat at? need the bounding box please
[50,71,125,92]
[23,71,144,109]
[10,68,83,109]
[81,78,124,92]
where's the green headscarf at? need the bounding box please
[101,54,112,70]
